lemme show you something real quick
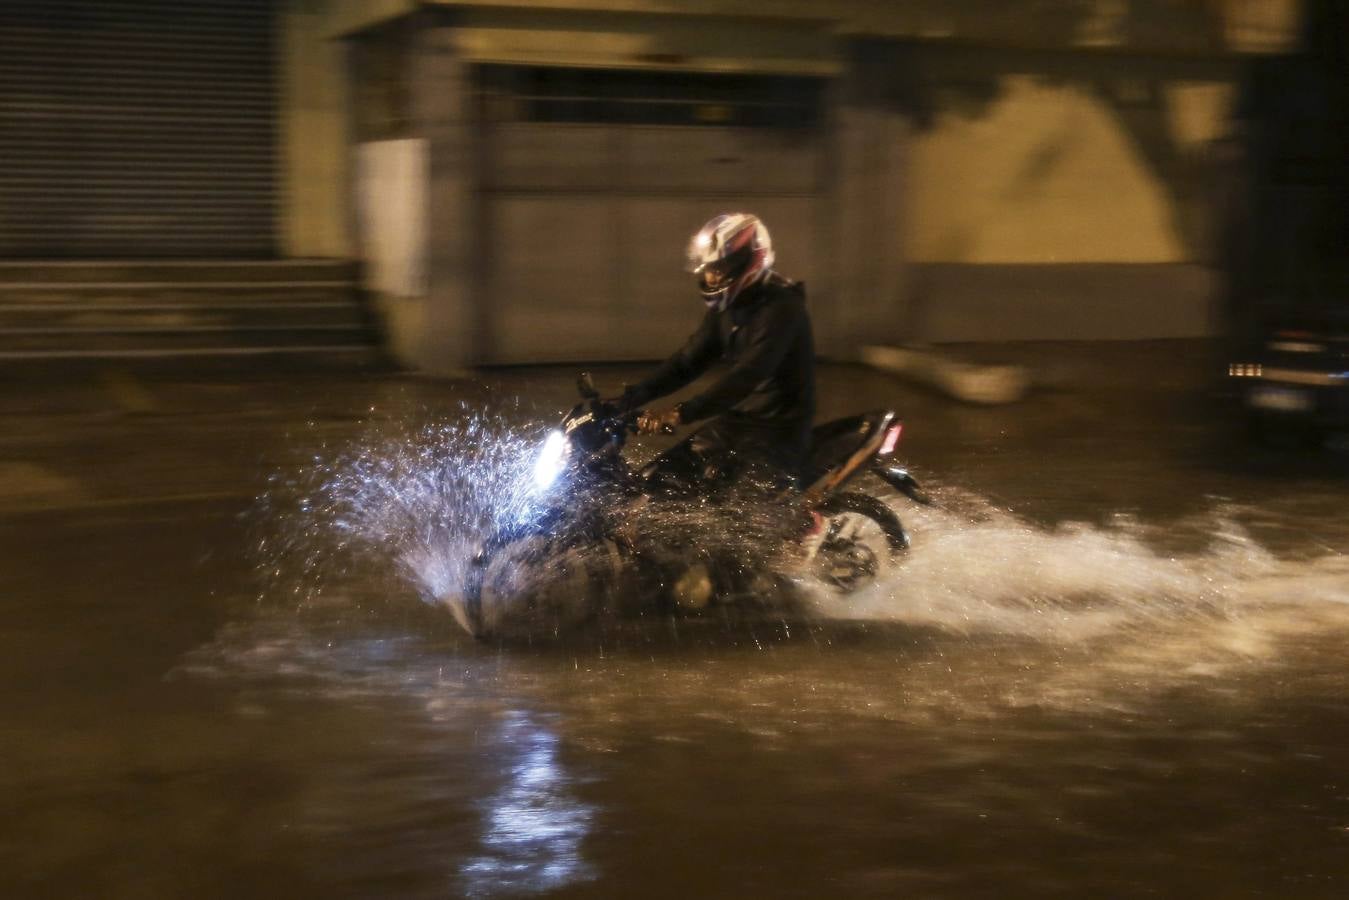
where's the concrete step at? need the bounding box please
[0,345,385,369]
[0,326,376,355]
[0,258,357,285]
[0,302,365,331]
[0,285,354,305]
[0,259,381,367]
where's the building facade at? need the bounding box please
[311,1,1300,372]
[0,1,1303,371]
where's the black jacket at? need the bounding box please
[623,272,816,450]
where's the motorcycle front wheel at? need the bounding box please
[810,491,909,593]
[463,533,623,640]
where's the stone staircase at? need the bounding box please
[0,259,381,364]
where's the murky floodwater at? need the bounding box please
[4,362,1348,897]
[174,485,1349,897]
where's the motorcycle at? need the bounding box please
[462,373,930,638]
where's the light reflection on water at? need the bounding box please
[224,429,1349,895]
[180,625,599,897]
[461,710,594,897]
[179,567,1349,897]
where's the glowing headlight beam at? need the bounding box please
[532,430,570,492]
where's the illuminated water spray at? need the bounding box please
[260,403,1348,649]
[260,402,794,634]
[259,406,552,627]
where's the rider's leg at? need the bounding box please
[643,422,734,494]
[703,419,808,494]
[646,418,806,494]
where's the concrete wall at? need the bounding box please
[413,22,478,375]
[422,0,1301,55]
[910,75,1195,264]
[278,1,355,259]
[325,0,416,38]
[280,4,1291,369]
[830,50,912,353]
[354,138,428,367]
[906,263,1216,341]
[907,71,1238,265]
[893,47,1240,341]
[451,6,836,74]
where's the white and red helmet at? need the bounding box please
[685,213,774,311]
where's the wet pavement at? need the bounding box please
[2,341,1348,898]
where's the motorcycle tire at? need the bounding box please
[817,491,909,551]
[463,533,623,640]
[812,491,909,593]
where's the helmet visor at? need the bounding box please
[695,244,752,295]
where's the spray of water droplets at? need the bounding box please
[256,405,550,626]
[255,402,802,636]
[805,484,1349,649]
[256,400,1349,648]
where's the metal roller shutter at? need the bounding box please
[478,65,828,364]
[0,0,276,259]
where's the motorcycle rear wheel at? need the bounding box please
[812,491,909,593]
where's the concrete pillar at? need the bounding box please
[411,19,476,375]
[278,1,353,259]
[830,40,916,356]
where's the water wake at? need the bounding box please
[810,487,1349,641]
[261,407,1349,650]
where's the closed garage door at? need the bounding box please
[478,66,828,364]
[0,0,275,259]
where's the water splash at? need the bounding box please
[221,463,1349,780]
[260,404,1349,651]
[806,485,1349,642]
[260,404,803,636]
[259,405,549,631]
[789,483,1349,710]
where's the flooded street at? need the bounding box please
[4,345,1349,898]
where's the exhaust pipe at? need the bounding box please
[873,463,932,505]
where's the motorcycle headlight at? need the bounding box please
[532,429,570,491]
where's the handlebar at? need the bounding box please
[607,403,676,436]
[622,411,676,436]
[586,379,675,436]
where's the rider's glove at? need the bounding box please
[636,406,682,435]
[603,385,644,416]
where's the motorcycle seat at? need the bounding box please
[803,411,891,486]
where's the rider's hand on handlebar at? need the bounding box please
[636,407,681,435]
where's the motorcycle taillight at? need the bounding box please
[879,422,903,456]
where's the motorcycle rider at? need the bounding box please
[615,213,816,488]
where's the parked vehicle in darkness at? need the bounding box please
[1229,305,1349,442]
[1218,1,1347,444]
